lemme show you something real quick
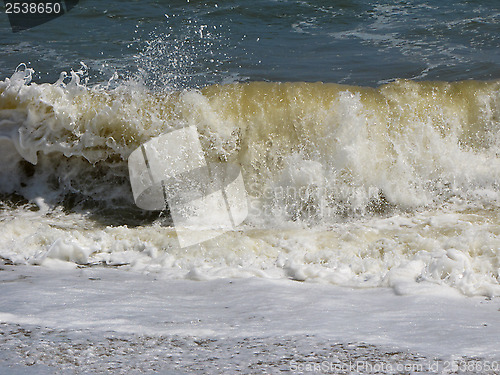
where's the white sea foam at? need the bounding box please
[1,265,500,373]
[0,71,499,297]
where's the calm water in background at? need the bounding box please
[1,0,499,87]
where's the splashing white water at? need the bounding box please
[0,71,499,296]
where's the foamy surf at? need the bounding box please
[2,1,500,372]
[0,68,499,296]
[2,265,500,374]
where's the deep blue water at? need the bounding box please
[1,0,500,87]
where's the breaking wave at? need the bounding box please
[1,68,500,297]
[1,68,499,222]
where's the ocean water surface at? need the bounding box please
[1,0,500,373]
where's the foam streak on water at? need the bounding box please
[0,69,499,297]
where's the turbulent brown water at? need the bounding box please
[0,70,499,296]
